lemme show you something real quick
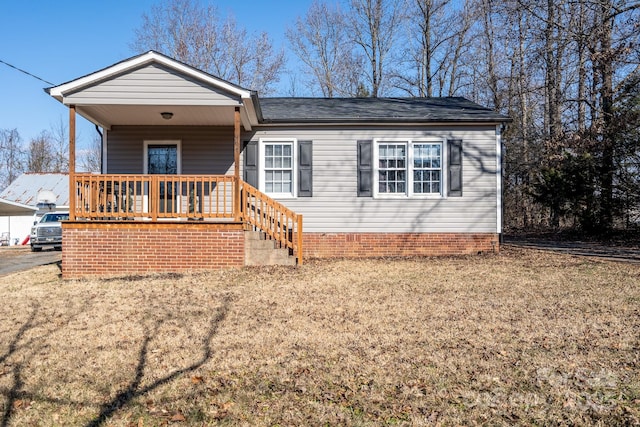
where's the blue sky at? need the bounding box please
[0,0,312,151]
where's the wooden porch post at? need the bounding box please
[234,106,241,221]
[69,105,76,221]
[297,214,304,266]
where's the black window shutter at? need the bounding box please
[298,140,313,197]
[448,139,463,197]
[243,140,258,188]
[357,140,373,197]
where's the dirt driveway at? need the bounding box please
[503,235,640,263]
[0,247,62,277]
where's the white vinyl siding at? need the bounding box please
[242,125,498,233]
[106,125,499,233]
[64,64,241,106]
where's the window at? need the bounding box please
[374,140,444,197]
[413,143,441,194]
[378,144,406,194]
[41,213,69,223]
[259,139,297,197]
[144,140,181,174]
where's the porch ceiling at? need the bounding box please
[77,104,244,129]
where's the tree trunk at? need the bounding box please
[597,0,615,228]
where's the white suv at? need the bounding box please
[30,212,69,252]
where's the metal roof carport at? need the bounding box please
[0,199,37,216]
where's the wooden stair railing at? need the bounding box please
[239,181,303,265]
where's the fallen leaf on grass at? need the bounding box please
[191,376,204,384]
[170,412,186,422]
[126,418,144,427]
[12,399,31,410]
[210,401,235,420]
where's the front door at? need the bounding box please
[147,144,178,175]
[145,141,181,214]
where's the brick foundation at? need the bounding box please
[62,221,245,279]
[303,232,499,259]
[62,224,499,278]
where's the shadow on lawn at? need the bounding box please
[84,294,233,427]
[0,300,91,427]
[0,292,232,427]
[0,304,38,427]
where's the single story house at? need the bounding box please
[0,173,69,245]
[47,51,510,278]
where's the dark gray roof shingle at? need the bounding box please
[259,97,510,124]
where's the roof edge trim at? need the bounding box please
[0,198,37,211]
[258,117,512,125]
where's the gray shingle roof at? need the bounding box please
[258,97,510,124]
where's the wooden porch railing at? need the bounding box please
[72,174,303,264]
[239,181,303,265]
[73,174,236,220]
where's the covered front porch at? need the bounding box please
[69,172,302,263]
[47,51,302,276]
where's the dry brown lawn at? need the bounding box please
[0,247,639,426]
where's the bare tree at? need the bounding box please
[394,0,474,97]
[26,131,54,173]
[500,1,543,229]
[493,0,640,230]
[286,1,364,97]
[131,0,285,95]
[478,0,503,110]
[80,133,102,173]
[443,0,475,97]
[347,0,404,97]
[572,0,589,132]
[0,129,25,190]
[49,118,70,173]
[589,0,631,227]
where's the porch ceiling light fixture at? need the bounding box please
[160,112,174,120]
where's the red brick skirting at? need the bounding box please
[302,232,499,259]
[62,224,499,278]
[62,221,245,279]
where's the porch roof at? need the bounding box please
[46,51,261,131]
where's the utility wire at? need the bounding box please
[0,58,55,86]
